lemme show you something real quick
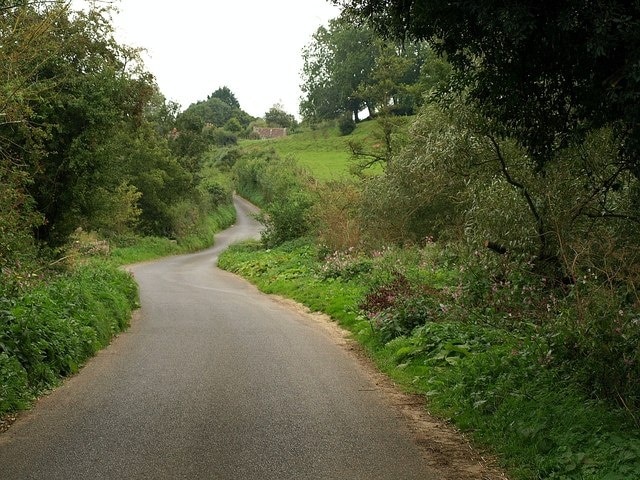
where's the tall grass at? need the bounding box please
[0,261,138,416]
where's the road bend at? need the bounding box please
[0,195,438,479]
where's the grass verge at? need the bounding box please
[0,261,138,418]
[218,238,640,480]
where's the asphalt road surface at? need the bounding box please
[0,196,439,479]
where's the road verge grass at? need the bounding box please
[0,261,138,418]
[218,238,640,480]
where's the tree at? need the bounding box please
[300,17,444,123]
[264,104,297,129]
[334,0,640,175]
[172,89,252,159]
[0,2,163,243]
[0,1,201,244]
[209,86,240,109]
[145,92,180,137]
[300,18,378,122]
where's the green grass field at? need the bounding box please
[240,120,382,181]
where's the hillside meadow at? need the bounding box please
[239,120,383,180]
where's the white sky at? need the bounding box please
[72,0,341,118]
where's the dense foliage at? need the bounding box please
[333,0,640,177]
[232,148,313,247]
[229,97,640,478]
[0,2,241,283]
[264,104,297,130]
[170,86,254,160]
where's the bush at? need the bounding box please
[260,190,313,248]
[233,148,315,248]
[357,105,468,247]
[338,114,356,136]
[0,262,138,416]
[0,352,29,414]
[318,248,373,280]
[551,281,640,409]
[359,271,443,342]
[310,180,363,252]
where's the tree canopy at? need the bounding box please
[209,86,241,109]
[171,88,253,159]
[299,16,449,123]
[333,0,640,174]
[264,104,297,129]
[0,0,234,264]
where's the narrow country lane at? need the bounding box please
[0,196,440,480]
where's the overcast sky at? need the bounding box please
[72,0,341,118]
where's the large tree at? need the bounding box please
[209,86,240,109]
[334,0,640,174]
[300,18,378,122]
[172,88,252,160]
[300,16,446,122]
[0,1,198,243]
[264,103,297,129]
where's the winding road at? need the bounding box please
[0,196,440,479]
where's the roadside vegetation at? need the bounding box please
[219,239,640,479]
[2,0,639,478]
[218,4,640,477]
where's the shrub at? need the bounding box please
[310,180,363,251]
[338,114,356,136]
[0,262,138,416]
[359,271,443,341]
[357,105,468,247]
[318,248,372,280]
[550,280,640,409]
[260,190,313,248]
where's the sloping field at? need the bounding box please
[240,120,381,181]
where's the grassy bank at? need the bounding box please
[218,239,640,480]
[0,261,138,418]
[240,120,381,181]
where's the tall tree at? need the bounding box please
[172,88,252,160]
[0,1,198,243]
[333,0,640,175]
[209,86,240,109]
[300,18,378,122]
